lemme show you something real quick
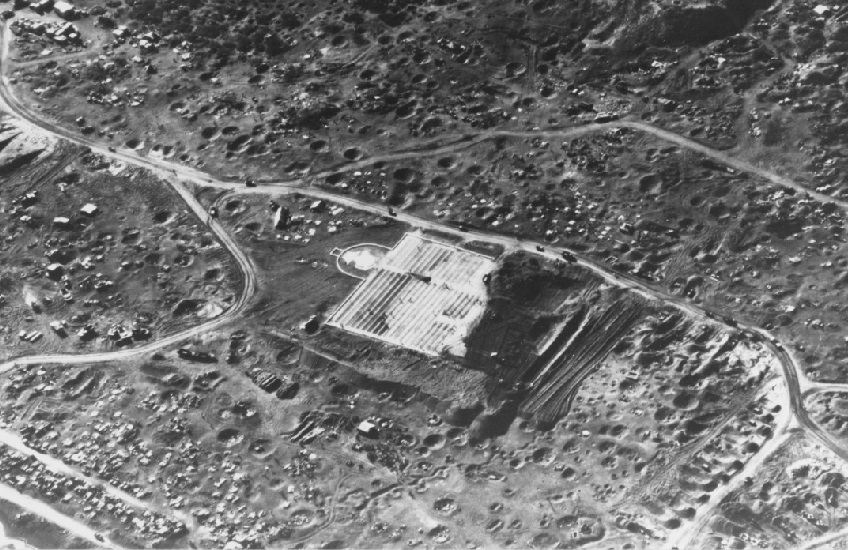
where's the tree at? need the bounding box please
[236,33,252,53]
[265,33,288,56]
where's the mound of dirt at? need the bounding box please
[617,0,774,50]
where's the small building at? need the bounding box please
[255,371,282,393]
[20,192,37,207]
[137,31,159,53]
[77,325,96,340]
[18,330,42,342]
[52,22,81,44]
[276,381,299,400]
[107,325,132,345]
[112,25,130,40]
[409,272,431,283]
[80,203,98,216]
[45,263,63,280]
[273,206,290,230]
[29,0,53,14]
[132,326,151,340]
[357,420,378,438]
[53,1,78,19]
[303,315,320,334]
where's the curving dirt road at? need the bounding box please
[0,481,122,548]
[0,21,846,549]
[801,524,848,550]
[0,22,255,543]
[0,26,258,378]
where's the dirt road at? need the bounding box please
[0,481,121,548]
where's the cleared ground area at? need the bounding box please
[328,232,495,356]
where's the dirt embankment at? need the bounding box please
[615,0,774,50]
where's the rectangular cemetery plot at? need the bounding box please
[328,232,496,356]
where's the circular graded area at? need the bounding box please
[530,533,560,549]
[289,509,315,527]
[337,243,389,278]
[217,427,244,448]
[466,164,484,176]
[556,515,578,529]
[343,147,363,161]
[423,433,445,449]
[396,101,417,118]
[664,517,682,529]
[249,438,274,457]
[433,497,457,515]
[486,519,504,533]
[639,173,662,195]
[325,172,345,186]
[309,139,328,152]
[672,391,700,410]
[125,137,143,150]
[152,210,172,224]
[200,126,219,140]
[245,144,266,156]
[413,50,431,64]
[204,267,222,281]
[227,135,251,151]
[275,341,301,365]
[224,199,245,215]
[431,175,448,188]
[392,166,415,182]
[531,446,555,465]
[505,61,526,78]
[437,156,456,169]
[427,525,451,544]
